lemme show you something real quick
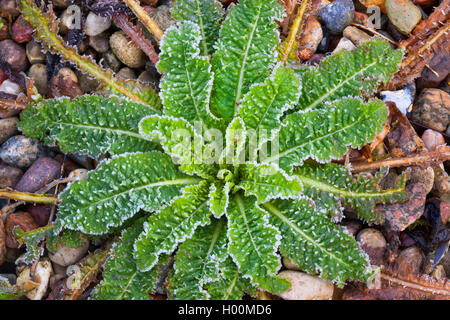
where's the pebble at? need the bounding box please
[148,5,175,33]
[25,40,46,64]
[353,12,369,26]
[76,71,100,94]
[416,51,450,91]
[0,163,22,188]
[331,37,356,55]
[409,166,434,194]
[278,271,334,300]
[59,7,78,34]
[410,88,450,132]
[68,168,89,181]
[137,70,158,84]
[0,135,44,169]
[48,238,89,267]
[359,0,387,12]
[117,67,137,81]
[28,64,48,95]
[0,117,19,145]
[0,79,21,95]
[298,16,323,60]
[310,0,330,17]
[0,18,8,41]
[85,12,111,37]
[320,0,355,35]
[16,258,53,300]
[0,39,29,72]
[0,218,5,265]
[50,0,70,8]
[342,26,372,46]
[341,219,363,237]
[0,0,20,18]
[282,257,301,271]
[27,205,51,227]
[89,32,110,54]
[385,0,422,35]
[395,246,425,276]
[357,228,386,265]
[422,129,445,151]
[14,157,61,193]
[49,67,83,99]
[101,51,122,73]
[380,86,415,115]
[5,212,39,248]
[110,31,146,68]
[11,14,33,44]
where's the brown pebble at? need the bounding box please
[410,88,450,132]
[0,117,19,144]
[0,18,8,41]
[27,205,51,227]
[5,211,39,248]
[11,14,34,43]
[298,16,323,59]
[0,163,22,188]
[0,218,6,265]
[0,39,29,72]
[395,246,425,276]
[343,26,372,46]
[15,157,61,193]
[421,129,445,151]
[357,228,386,265]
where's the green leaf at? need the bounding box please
[158,22,221,127]
[294,163,409,223]
[0,276,26,300]
[203,257,253,300]
[58,152,200,235]
[238,65,300,132]
[223,117,247,166]
[134,181,211,272]
[264,199,374,286]
[209,181,231,218]
[139,115,217,179]
[237,163,303,203]
[293,39,403,112]
[15,224,53,264]
[93,219,166,300]
[171,0,225,56]
[47,229,85,253]
[266,98,388,171]
[19,96,158,158]
[168,218,228,299]
[226,194,290,294]
[211,0,284,121]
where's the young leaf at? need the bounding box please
[168,218,228,299]
[238,65,301,132]
[237,163,303,203]
[158,22,220,127]
[294,163,409,224]
[93,220,165,300]
[264,199,374,286]
[223,117,247,166]
[293,39,403,112]
[19,96,158,158]
[134,181,211,272]
[209,182,231,218]
[58,152,201,235]
[171,0,225,56]
[211,0,284,121]
[226,194,290,294]
[266,98,388,171]
[15,224,53,264]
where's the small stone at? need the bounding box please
[50,0,70,8]
[433,165,450,199]
[0,135,44,169]
[0,39,29,72]
[357,228,386,265]
[48,238,89,267]
[28,64,48,95]
[76,71,100,94]
[410,88,450,132]
[110,31,146,68]
[422,129,445,151]
[5,212,39,248]
[0,79,20,95]
[320,0,355,35]
[282,257,301,271]
[359,0,387,12]
[342,26,372,46]
[15,157,61,193]
[0,163,22,188]
[395,246,425,276]
[59,7,79,34]
[48,67,83,99]
[25,40,46,65]
[409,166,434,194]
[385,0,422,35]
[137,70,158,84]
[298,16,323,59]
[310,0,330,17]
[68,168,89,181]
[381,86,415,115]
[0,218,5,265]
[0,18,8,41]
[101,51,122,72]
[353,12,369,25]
[416,51,450,91]
[27,205,51,227]
[148,5,175,33]
[89,32,110,53]
[16,258,53,300]
[0,117,19,144]
[11,14,33,43]
[85,12,111,37]
[278,271,334,300]
[117,67,137,81]
[0,0,20,18]
[413,0,437,7]
[331,37,356,55]
[341,219,363,237]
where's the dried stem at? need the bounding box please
[351,147,450,172]
[280,0,310,63]
[351,23,399,46]
[123,0,163,42]
[0,189,58,204]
